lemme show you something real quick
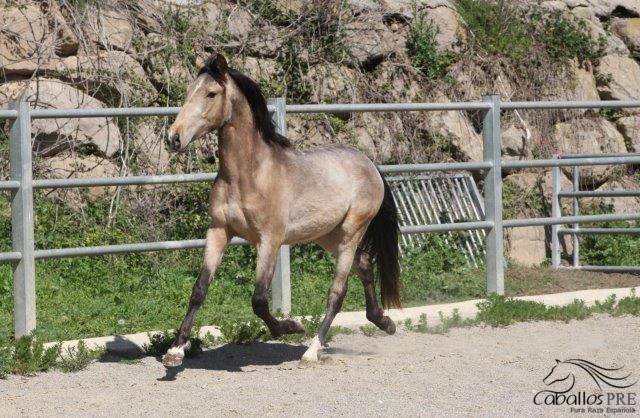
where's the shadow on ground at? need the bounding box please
[156,342,308,380]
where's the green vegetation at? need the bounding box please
[502,180,548,220]
[454,0,531,60]
[56,340,104,373]
[407,9,457,80]
[599,107,628,121]
[574,202,640,267]
[534,10,606,65]
[403,310,475,334]
[400,291,640,335]
[0,334,103,378]
[452,0,605,65]
[581,221,640,266]
[0,335,59,377]
[475,291,640,327]
[244,0,292,26]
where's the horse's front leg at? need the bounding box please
[162,227,230,368]
[252,241,305,337]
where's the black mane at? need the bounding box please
[198,59,291,148]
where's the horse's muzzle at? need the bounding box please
[166,133,181,151]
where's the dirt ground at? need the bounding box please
[505,268,640,297]
[1,315,638,417]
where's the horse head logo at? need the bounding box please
[543,359,636,391]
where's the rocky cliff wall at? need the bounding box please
[1,0,639,264]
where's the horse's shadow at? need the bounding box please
[156,342,308,381]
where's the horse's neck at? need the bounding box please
[217,107,274,185]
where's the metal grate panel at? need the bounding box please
[387,173,486,267]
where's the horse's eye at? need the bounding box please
[207,92,216,98]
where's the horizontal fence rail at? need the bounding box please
[560,266,640,273]
[502,155,640,169]
[34,237,250,260]
[559,228,640,235]
[502,100,640,110]
[32,173,219,189]
[2,97,640,337]
[558,191,640,198]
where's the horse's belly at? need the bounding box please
[284,200,348,244]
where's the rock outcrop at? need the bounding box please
[1,0,639,265]
[20,79,121,157]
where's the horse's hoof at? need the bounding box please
[300,336,321,365]
[162,354,183,368]
[280,319,306,335]
[381,316,396,335]
[162,347,185,368]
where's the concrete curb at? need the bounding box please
[48,286,640,354]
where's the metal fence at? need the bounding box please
[551,153,640,273]
[387,173,486,267]
[1,96,640,337]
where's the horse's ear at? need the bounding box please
[215,54,228,74]
[555,359,561,364]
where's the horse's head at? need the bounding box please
[543,359,573,386]
[167,53,233,152]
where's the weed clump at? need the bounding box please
[454,0,531,60]
[0,334,103,379]
[407,9,458,80]
[453,0,605,66]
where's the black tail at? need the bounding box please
[361,174,401,309]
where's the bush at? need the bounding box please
[532,9,606,65]
[407,9,457,80]
[454,0,531,60]
[57,340,103,373]
[578,202,640,266]
[454,0,605,65]
[580,223,640,266]
[0,335,61,377]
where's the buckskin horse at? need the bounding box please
[162,53,400,367]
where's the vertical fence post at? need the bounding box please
[482,95,504,295]
[572,166,580,268]
[551,163,561,268]
[9,102,36,336]
[269,97,291,314]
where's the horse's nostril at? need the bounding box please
[168,133,180,148]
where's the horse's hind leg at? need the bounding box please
[252,240,305,337]
[162,227,229,368]
[352,249,395,334]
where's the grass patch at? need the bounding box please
[359,324,381,337]
[476,291,640,327]
[476,295,590,327]
[403,310,475,334]
[402,290,640,336]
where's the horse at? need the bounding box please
[160,53,401,367]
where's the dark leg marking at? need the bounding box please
[354,249,395,335]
